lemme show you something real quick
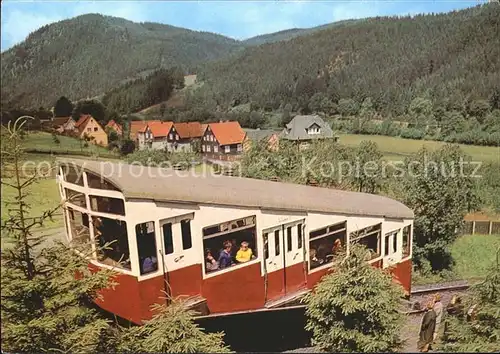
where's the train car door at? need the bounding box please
[262,225,285,301]
[159,213,201,298]
[283,220,307,293]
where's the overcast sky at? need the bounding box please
[1,0,484,51]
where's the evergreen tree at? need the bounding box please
[303,244,404,352]
[53,96,74,117]
[117,300,232,353]
[1,117,116,353]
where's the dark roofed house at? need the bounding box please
[280,115,337,150]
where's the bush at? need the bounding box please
[400,127,425,140]
[304,244,404,352]
[125,149,168,165]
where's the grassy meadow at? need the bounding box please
[339,134,500,163]
[413,234,500,285]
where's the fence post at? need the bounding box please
[472,221,476,235]
[489,221,493,235]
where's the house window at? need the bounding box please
[181,219,192,250]
[214,145,218,153]
[175,134,179,140]
[94,127,98,132]
[87,172,120,191]
[207,145,211,152]
[169,133,173,140]
[402,225,411,257]
[309,221,347,270]
[237,144,242,152]
[136,221,158,275]
[61,164,84,186]
[162,223,174,255]
[202,145,206,152]
[202,215,257,274]
[67,207,90,253]
[89,195,125,216]
[87,128,91,132]
[224,145,230,153]
[93,216,130,270]
[350,223,382,260]
[65,188,86,208]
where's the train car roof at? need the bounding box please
[58,159,414,220]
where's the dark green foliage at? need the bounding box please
[439,248,500,352]
[402,144,481,271]
[117,301,232,353]
[400,128,426,140]
[1,13,242,108]
[1,118,116,353]
[198,5,499,120]
[52,132,61,145]
[72,99,106,123]
[54,96,74,117]
[303,244,404,352]
[350,140,384,193]
[120,139,136,155]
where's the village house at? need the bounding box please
[172,122,204,152]
[137,121,183,151]
[243,128,280,152]
[280,114,337,150]
[130,120,160,145]
[75,114,108,146]
[51,116,76,135]
[105,119,123,136]
[202,121,246,162]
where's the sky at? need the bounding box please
[1,0,487,51]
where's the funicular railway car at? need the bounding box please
[56,159,414,324]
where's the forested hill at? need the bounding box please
[0,13,242,108]
[198,4,500,116]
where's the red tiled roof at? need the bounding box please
[130,120,160,138]
[106,119,122,132]
[148,121,174,138]
[208,121,246,145]
[174,122,203,139]
[75,115,92,134]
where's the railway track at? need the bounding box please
[403,280,472,315]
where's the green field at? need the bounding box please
[21,132,118,157]
[413,234,500,285]
[339,134,500,163]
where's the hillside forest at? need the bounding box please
[1,4,500,147]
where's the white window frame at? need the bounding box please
[214,145,218,153]
[224,145,230,153]
[202,145,206,152]
[169,133,173,140]
[308,221,347,274]
[207,145,211,152]
[237,143,242,152]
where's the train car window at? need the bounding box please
[274,230,280,256]
[61,164,84,186]
[181,219,192,250]
[263,233,269,259]
[136,221,158,275]
[92,216,130,270]
[89,195,125,216]
[297,224,303,249]
[350,223,382,260]
[202,215,258,274]
[287,227,292,252]
[384,233,390,256]
[309,221,347,270]
[65,188,86,208]
[163,223,174,255]
[67,207,91,253]
[393,231,398,253]
[402,225,411,257]
[87,172,120,191]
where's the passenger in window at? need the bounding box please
[317,243,329,263]
[205,249,219,272]
[332,238,343,254]
[236,241,254,263]
[142,254,158,274]
[309,248,323,268]
[218,241,234,269]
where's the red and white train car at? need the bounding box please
[56,159,414,324]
